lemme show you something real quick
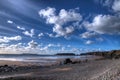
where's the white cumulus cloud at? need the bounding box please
[38,33,44,38]
[46,33,55,38]
[17,26,25,30]
[23,29,34,37]
[85,40,94,45]
[7,20,13,24]
[80,32,98,39]
[27,40,38,48]
[53,25,74,37]
[112,0,120,12]
[0,36,22,43]
[39,7,82,38]
[84,15,120,35]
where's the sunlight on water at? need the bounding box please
[0,55,97,65]
[0,58,23,61]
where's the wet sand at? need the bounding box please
[0,60,32,66]
[0,59,120,80]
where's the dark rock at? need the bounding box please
[4,65,8,67]
[64,58,72,64]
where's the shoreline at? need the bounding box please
[0,55,103,67]
[0,57,120,80]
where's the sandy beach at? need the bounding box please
[0,59,120,80]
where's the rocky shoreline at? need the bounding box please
[0,58,120,80]
[81,50,120,59]
[0,65,41,74]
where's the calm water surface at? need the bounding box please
[0,55,100,65]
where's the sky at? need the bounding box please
[0,0,120,54]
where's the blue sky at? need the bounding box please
[0,0,120,54]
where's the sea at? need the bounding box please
[0,54,100,65]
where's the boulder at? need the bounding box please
[64,58,72,64]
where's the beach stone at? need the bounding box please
[4,65,8,67]
[64,58,72,64]
[72,60,81,64]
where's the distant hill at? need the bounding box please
[55,53,75,56]
[80,50,120,59]
[0,54,53,56]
